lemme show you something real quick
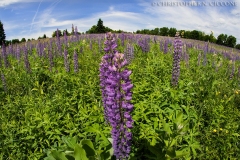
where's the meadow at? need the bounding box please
[0,32,240,160]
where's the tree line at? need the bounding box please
[135,28,238,48]
[0,19,240,49]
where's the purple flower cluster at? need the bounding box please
[23,46,31,73]
[99,32,134,159]
[138,37,150,53]
[164,39,168,54]
[171,32,182,87]
[124,43,134,64]
[73,49,79,73]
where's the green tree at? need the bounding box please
[86,25,97,34]
[21,38,26,42]
[190,30,200,40]
[43,34,47,38]
[96,18,105,33]
[225,35,236,48]
[168,28,177,37]
[0,20,6,46]
[159,27,169,36]
[235,44,240,50]
[52,29,62,37]
[12,39,20,44]
[216,34,228,45]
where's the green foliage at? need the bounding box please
[44,137,114,160]
[235,44,240,50]
[168,28,177,37]
[160,27,169,36]
[216,34,228,45]
[0,35,240,160]
[0,20,6,46]
[86,19,114,34]
[11,39,20,44]
[96,19,105,33]
[21,38,26,43]
[52,30,63,37]
[226,35,236,48]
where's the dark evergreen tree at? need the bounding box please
[0,21,6,47]
[96,18,105,33]
[43,34,47,38]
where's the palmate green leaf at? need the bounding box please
[175,149,190,158]
[81,139,96,157]
[50,150,68,160]
[62,136,77,150]
[74,144,88,160]
[162,120,172,135]
[166,147,176,158]
[174,111,183,124]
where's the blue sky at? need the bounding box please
[0,0,239,43]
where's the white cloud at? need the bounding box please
[0,0,43,7]
[139,0,240,42]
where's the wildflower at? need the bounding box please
[73,49,79,73]
[99,32,133,159]
[213,129,217,133]
[171,32,182,87]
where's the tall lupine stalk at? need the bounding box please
[138,37,150,53]
[164,39,168,54]
[23,46,31,73]
[2,43,10,68]
[171,32,182,87]
[124,43,134,64]
[203,42,208,66]
[1,73,7,92]
[64,31,68,46]
[75,26,79,42]
[98,38,102,53]
[99,32,133,159]
[120,32,125,46]
[73,49,79,73]
[64,48,70,72]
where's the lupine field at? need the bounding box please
[0,28,240,160]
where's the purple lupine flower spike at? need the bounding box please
[99,32,133,159]
[73,49,79,73]
[171,32,182,87]
[23,45,31,73]
[64,48,70,72]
